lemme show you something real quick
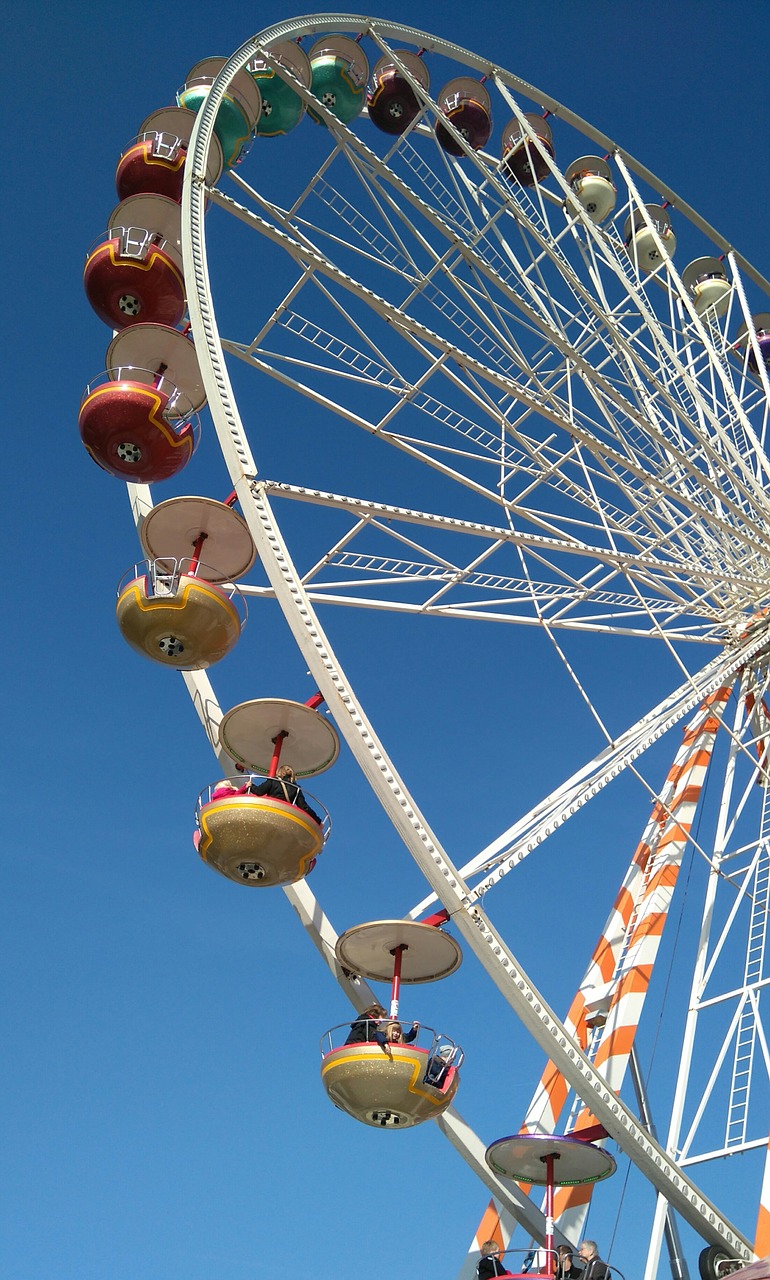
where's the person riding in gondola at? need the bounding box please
[378,1019,419,1047]
[423,1042,457,1088]
[345,1003,387,1044]
[578,1241,609,1280]
[477,1240,512,1278]
[556,1245,582,1279]
[247,764,322,824]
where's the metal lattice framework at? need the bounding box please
[116,14,770,1274]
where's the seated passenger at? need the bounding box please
[377,1019,419,1047]
[345,1002,387,1045]
[423,1043,456,1088]
[556,1245,582,1280]
[211,778,248,800]
[477,1241,512,1279]
[247,764,322,825]
[578,1240,609,1280]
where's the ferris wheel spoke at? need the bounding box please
[214,153,746,509]
[613,161,770,478]
[487,159,770,504]
[226,481,762,636]
[410,635,762,917]
[211,183,770,576]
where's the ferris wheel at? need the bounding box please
[80,15,770,1280]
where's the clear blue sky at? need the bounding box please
[3,3,769,1278]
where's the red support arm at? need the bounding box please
[390,944,407,1017]
[421,909,450,928]
[268,730,288,778]
[188,531,208,575]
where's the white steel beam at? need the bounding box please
[180,37,765,1259]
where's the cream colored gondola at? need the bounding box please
[117,496,255,668]
[564,155,616,223]
[195,696,339,886]
[682,257,731,318]
[623,204,676,273]
[321,920,463,1127]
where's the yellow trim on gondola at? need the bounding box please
[84,239,185,287]
[80,383,193,454]
[321,1046,449,1108]
[197,797,322,872]
[122,140,186,171]
[116,577,240,623]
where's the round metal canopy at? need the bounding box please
[137,106,224,184]
[139,497,256,583]
[485,1133,617,1187]
[335,919,463,984]
[107,324,207,413]
[218,698,340,777]
[109,193,182,253]
[182,56,263,126]
[681,256,728,292]
[565,154,613,184]
[737,313,770,343]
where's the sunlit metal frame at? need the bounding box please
[114,12,770,1266]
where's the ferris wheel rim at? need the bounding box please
[181,18,770,644]
[174,17,763,1261]
[195,13,770,298]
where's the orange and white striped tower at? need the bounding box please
[551,686,732,1241]
[529,685,730,1123]
[643,660,770,1280]
[459,685,732,1273]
